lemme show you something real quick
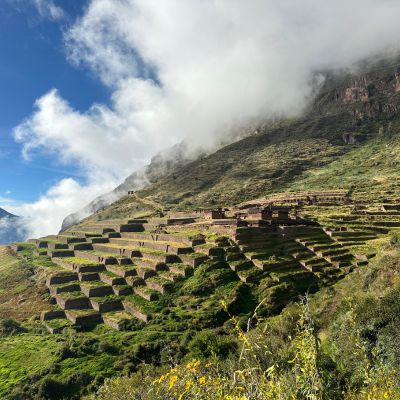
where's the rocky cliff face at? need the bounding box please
[394,69,400,93]
[313,57,400,122]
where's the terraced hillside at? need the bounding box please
[11,191,399,334]
[6,57,400,399]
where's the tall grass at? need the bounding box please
[87,297,400,400]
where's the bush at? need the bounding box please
[187,329,237,359]
[0,319,25,336]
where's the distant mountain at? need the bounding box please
[60,142,200,231]
[0,208,16,219]
[0,208,26,244]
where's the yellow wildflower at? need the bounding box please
[169,375,178,389]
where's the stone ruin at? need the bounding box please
[195,208,226,220]
[239,205,292,224]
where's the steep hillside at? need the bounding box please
[0,246,49,320]
[63,57,400,228]
[4,57,400,399]
[61,142,205,230]
[77,58,400,224]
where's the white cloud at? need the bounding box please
[31,0,65,21]
[13,0,400,237]
[8,177,118,239]
[0,197,20,208]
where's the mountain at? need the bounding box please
[0,208,26,244]
[6,56,400,399]
[0,208,15,219]
[75,56,400,225]
[61,142,200,231]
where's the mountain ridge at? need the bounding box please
[64,56,400,228]
[0,208,17,219]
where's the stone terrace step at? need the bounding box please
[68,231,103,238]
[57,235,87,244]
[308,243,342,252]
[78,272,100,282]
[177,253,209,267]
[145,277,173,294]
[109,238,194,254]
[157,270,183,282]
[43,318,74,334]
[122,299,151,322]
[99,271,126,286]
[236,267,264,283]
[29,238,54,248]
[49,282,81,296]
[334,235,376,242]
[131,257,167,271]
[135,266,158,280]
[120,232,204,246]
[40,310,66,321]
[253,259,296,272]
[88,237,110,244]
[35,249,49,257]
[125,276,145,287]
[382,204,400,211]
[48,250,75,258]
[56,292,90,310]
[327,230,374,238]
[103,311,134,330]
[68,242,93,251]
[46,272,78,286]
[52,257,106,273]
[112,285,133,296]
[106,264,137,278]
[48,243,69,250]
[167,263,193,277]
[79,223,145,233]
[228,260,253,272]
[134,286,159,301]
[326,253,354,263]
[75,250,132,265]
[194,244,225,257]
[65,309,102,326]
[90,296,123,313]
[76,226,116,234]
[80,282,114,297]
[315,248,350,258]
[92,243,181,263]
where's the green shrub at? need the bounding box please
[0,319,25,336]
[187,329,237,359]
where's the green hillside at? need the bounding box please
[2,59,400,399]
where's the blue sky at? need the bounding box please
[0,0,108,203]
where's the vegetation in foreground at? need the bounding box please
[3,210,400,399]
[86,240,400,399]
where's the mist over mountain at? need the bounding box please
[62,55,400,229]
[0,208,27,244]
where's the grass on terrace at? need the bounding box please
[0,246,51,320]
